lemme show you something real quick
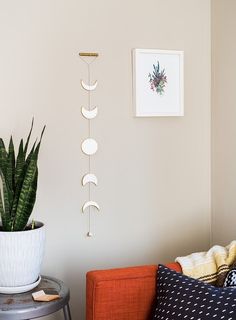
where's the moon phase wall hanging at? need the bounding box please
[79,52,99,237]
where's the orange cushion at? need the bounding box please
[86,263,181,320]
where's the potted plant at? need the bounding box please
[0,120,46,293]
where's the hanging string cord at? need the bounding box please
[79,56,97,66]
[79,54,98,236]
[88,63,91,225]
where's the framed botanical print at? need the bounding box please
[133,49,184,117]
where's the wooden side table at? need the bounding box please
[0,276,72,320]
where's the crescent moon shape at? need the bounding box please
[82,201,100,213]
[81,106,98,119]
[81,80,98,91]
[82,173,98,186]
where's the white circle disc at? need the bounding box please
[81,138,98,155]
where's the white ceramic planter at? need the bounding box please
[0,222,45,287]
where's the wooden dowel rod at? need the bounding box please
[79,52,99,57]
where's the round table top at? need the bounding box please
[0,276,70,320]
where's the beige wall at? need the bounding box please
[212,0,236,245]
[0,0,211,318]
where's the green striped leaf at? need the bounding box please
[6,136,15,192]
[0,170,13,231]
[15,139,24,186]
[25,140,37,164]
[10,140,37,227]
[0,187,6,229]
[13,160,38,231]
[0,139,8,177]
[13,125,45,230]
[23,118,34,157]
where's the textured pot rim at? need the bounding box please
[0,221,45,234]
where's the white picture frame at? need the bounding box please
[133,49,184,117]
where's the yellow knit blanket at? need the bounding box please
[175,241,236,286]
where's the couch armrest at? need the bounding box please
[86,263,181,320]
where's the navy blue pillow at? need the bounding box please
[152,264,236,320]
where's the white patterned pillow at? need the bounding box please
[152,264,236,320]
[224,268,236,288]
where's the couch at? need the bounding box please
[86,262,181,320]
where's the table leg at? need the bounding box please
[63,303,72,320]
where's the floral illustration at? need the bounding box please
[148,61,167,95]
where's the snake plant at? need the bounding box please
[0,120,45,231]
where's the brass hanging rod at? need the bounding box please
[79,52,99,57]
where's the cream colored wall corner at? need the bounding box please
[0,0,211,318]
[211,0,236,245]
